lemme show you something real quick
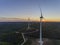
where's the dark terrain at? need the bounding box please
[0,22,60,45]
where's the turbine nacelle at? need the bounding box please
[40,15,43,18]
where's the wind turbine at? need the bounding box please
[27,18,31,30]
[40,8,43,45]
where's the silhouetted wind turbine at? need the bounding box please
[40,8,43,45]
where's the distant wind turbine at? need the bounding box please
[27,18,31,30]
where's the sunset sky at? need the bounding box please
[0,0,60,22]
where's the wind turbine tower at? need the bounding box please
[40,9,43,45]
[27,18,31,30]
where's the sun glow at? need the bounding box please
[0,17,60,22]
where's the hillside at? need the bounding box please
[0,22,60,45]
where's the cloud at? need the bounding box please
[0,17,39,22]
[0,17,28,22]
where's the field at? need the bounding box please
[0,22,60,45]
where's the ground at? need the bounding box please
[31,38,56,45]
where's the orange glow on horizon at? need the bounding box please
[0,17,60,22]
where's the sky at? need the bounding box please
[0,0,60,22]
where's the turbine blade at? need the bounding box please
[40,8,43,18]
